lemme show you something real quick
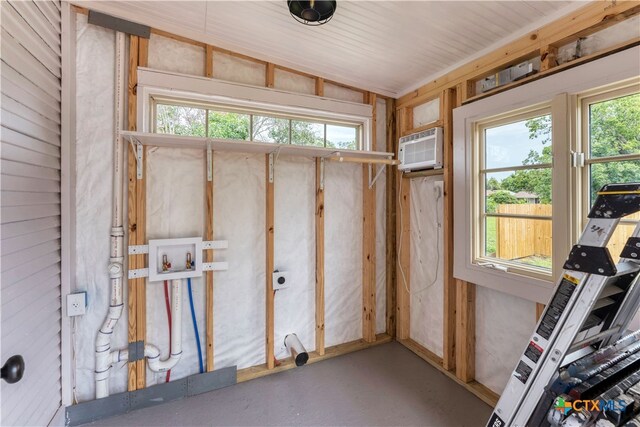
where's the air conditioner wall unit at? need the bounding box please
[398,127,443,172]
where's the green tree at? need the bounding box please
[486,190,521,213]
[487,177,502,191]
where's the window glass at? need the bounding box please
[589,93,640,158]
[156,104,206,136]
[484,115,551,169]
[479,112,553,273]
[208,111,250,140]
[252,116,290,143]
[326,125,358,150]
[589,159,640,204]
[291,120,324,146]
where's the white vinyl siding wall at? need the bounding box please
[1,1,63,425]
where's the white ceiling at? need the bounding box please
[78,1,589,98]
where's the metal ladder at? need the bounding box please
[487,183,640,427]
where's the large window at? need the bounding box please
[580,88,640,262]
[153,100,361,150]
[477,109,553,277]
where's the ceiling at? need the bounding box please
[78,1,588,98]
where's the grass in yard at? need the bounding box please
[485,216,496,256]
[515,255,552,269]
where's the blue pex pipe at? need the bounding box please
[187,278,204,374]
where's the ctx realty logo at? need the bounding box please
[554,397,627,415]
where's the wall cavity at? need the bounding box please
[148,34,205,76]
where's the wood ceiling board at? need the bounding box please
[75,0,586,97]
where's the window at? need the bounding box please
[477,109,553,277]
[580,88,640,262]
[454,49,639,302]
[153,99,362,150]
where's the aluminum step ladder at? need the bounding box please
[487,183,640,427]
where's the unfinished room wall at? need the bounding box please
[212,51,266,86]
[409,177,444,357]
[213,152,266,369]
[375,98,387,334]
[475,286,536,394]
[148,33,205,76]
[145,147,206,384]
[324,162,363,346]
[74,13,127,401]
[273,156,316,356]
[412,98,440,128]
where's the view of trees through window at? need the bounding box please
[480,91,639,272]
[155,103,359,149]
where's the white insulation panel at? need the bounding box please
[74,14,127,401]
[413,98,440,128]
[148,34,205,76]
[408,177,444,357]
[323,82,364,103]
[212,51,266,87]
[324,162,363,347]
[274,156,316,357]
[274,68,315,95]
[475,286,536,394]
[213,152,266,369]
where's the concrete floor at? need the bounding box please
[86,342,492,426]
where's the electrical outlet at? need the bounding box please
[67,292,87,317]
[273,271,290,291]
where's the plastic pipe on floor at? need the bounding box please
[284,334,309,366]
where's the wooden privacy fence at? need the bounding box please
[496,204,638,262]
[496,204,552,260]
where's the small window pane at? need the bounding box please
[156,104,206,136]
[589,159,640,205]
[326,125,357,150]
[484,216,552,270]
[485,169,552,213]
[589,93,640,158]
[252,116,290,143]
[484,114,552,169]
[208,111,250,140]
[291,120,324,147]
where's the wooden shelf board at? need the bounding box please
[121,131,397,164]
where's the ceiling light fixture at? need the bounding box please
[287,0,337,26]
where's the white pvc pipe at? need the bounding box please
[146,279,183,372]
[95,31,127,400]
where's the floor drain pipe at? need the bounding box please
[284,334,309,366]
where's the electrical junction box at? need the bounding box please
[273,271,290,291]
[148,237,203,282]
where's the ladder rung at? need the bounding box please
[599,285,625,298]
[569,326,621,352]
[592,297,616,311]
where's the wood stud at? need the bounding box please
[205,153,214,371]
[266,154,275,369]
[205,45,214,78]
[316,159,325,355]
[362,95,377,343]
[385,98,397,337]
[442,88,456,372]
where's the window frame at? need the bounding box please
[453,46,640,304]
[473,106,554,282]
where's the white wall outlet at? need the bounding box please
[67,292,87,317]
[273,271,290,291]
